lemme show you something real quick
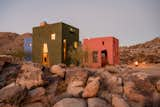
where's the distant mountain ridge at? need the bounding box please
[120,37,160,64]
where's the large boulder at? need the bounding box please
[156,80,160,92]
[53,98,87,107]
[82,77,100,98]
[98,91,112,104]
[105,66,119,73]
[65,69,88,84]
[50,65,65,78]
[67,80,84,97]
[99,69,123,94]
[112,94,129,107]
[87,97,110,107]
[23,102,44,107]
[25,87,46,103]
[0,83,26,105]
[152,92,160,107]
[108,76,123,94]
[65,69,88,97]
[98,68,124,94]
[123,81,145,103]
[16,64,43,89]
[0,103,17,107]
[0,63,20,88]
[0,61,5,72]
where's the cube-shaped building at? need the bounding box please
[32,22,79,66]
[83,36,119,68]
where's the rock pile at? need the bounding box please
[0,32,32,55]
[0,62,160,107]
[120,37,160,64]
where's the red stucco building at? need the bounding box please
[83,36,119,68]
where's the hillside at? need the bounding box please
[0,32,32,55]
[120,37,160,64]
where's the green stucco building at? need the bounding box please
[32,22,79,66]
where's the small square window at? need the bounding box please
[51,33,56,40]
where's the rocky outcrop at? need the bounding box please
[50,65,65,78]
[0,83,27,105]
[112,94,129,107]
[0,61,160,107]
[67,80,84,97]
[82,77,100,98]
[16,63,43,89]
[53,98,87,107]
[156,80,160,92]
[0,32,32,55]
[23,102,44,107]
[120,37,160,64]
[87,97,110,107]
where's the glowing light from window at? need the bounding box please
[29,43,32,47]
[74,41,78,48]
[51,33,56,40]
[43,43,48,53]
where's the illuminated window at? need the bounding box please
[43,43,48,53]
[69,28,75,33]
[51,33,56,40]
[92,51,98,63]
[63,39,67,61]
[29,43,32,47]
[74,41,78,48]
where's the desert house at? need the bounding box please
[24,37,32,61]
[32,22,79,66]
[83,36,119,68]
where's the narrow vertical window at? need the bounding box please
[74,41,78,48]
[92,51,98,63]
[43,43,48,53]
[63,39,67,61]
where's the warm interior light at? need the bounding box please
[51,33,56,40]
[63,39,66,43]
[43,43,48,53]
[74,41,78,48]
[134,61,139,66]
[63,39,66,60]
[29,43,32,47]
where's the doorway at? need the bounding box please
[42,53,49,66]
[101,50,108,67]
[42,43,49,67]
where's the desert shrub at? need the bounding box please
[68,46,88,66]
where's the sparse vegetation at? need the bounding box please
[68,46,89,66]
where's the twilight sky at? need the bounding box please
[0,0,160,46]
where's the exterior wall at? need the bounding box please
[32,23,62,66]
[24,38,32,61]
[83,36,119,68]
[62,23,79,65]
[32,22,79,66]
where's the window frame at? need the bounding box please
[51,33,56,40]
[92,51,98,63]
